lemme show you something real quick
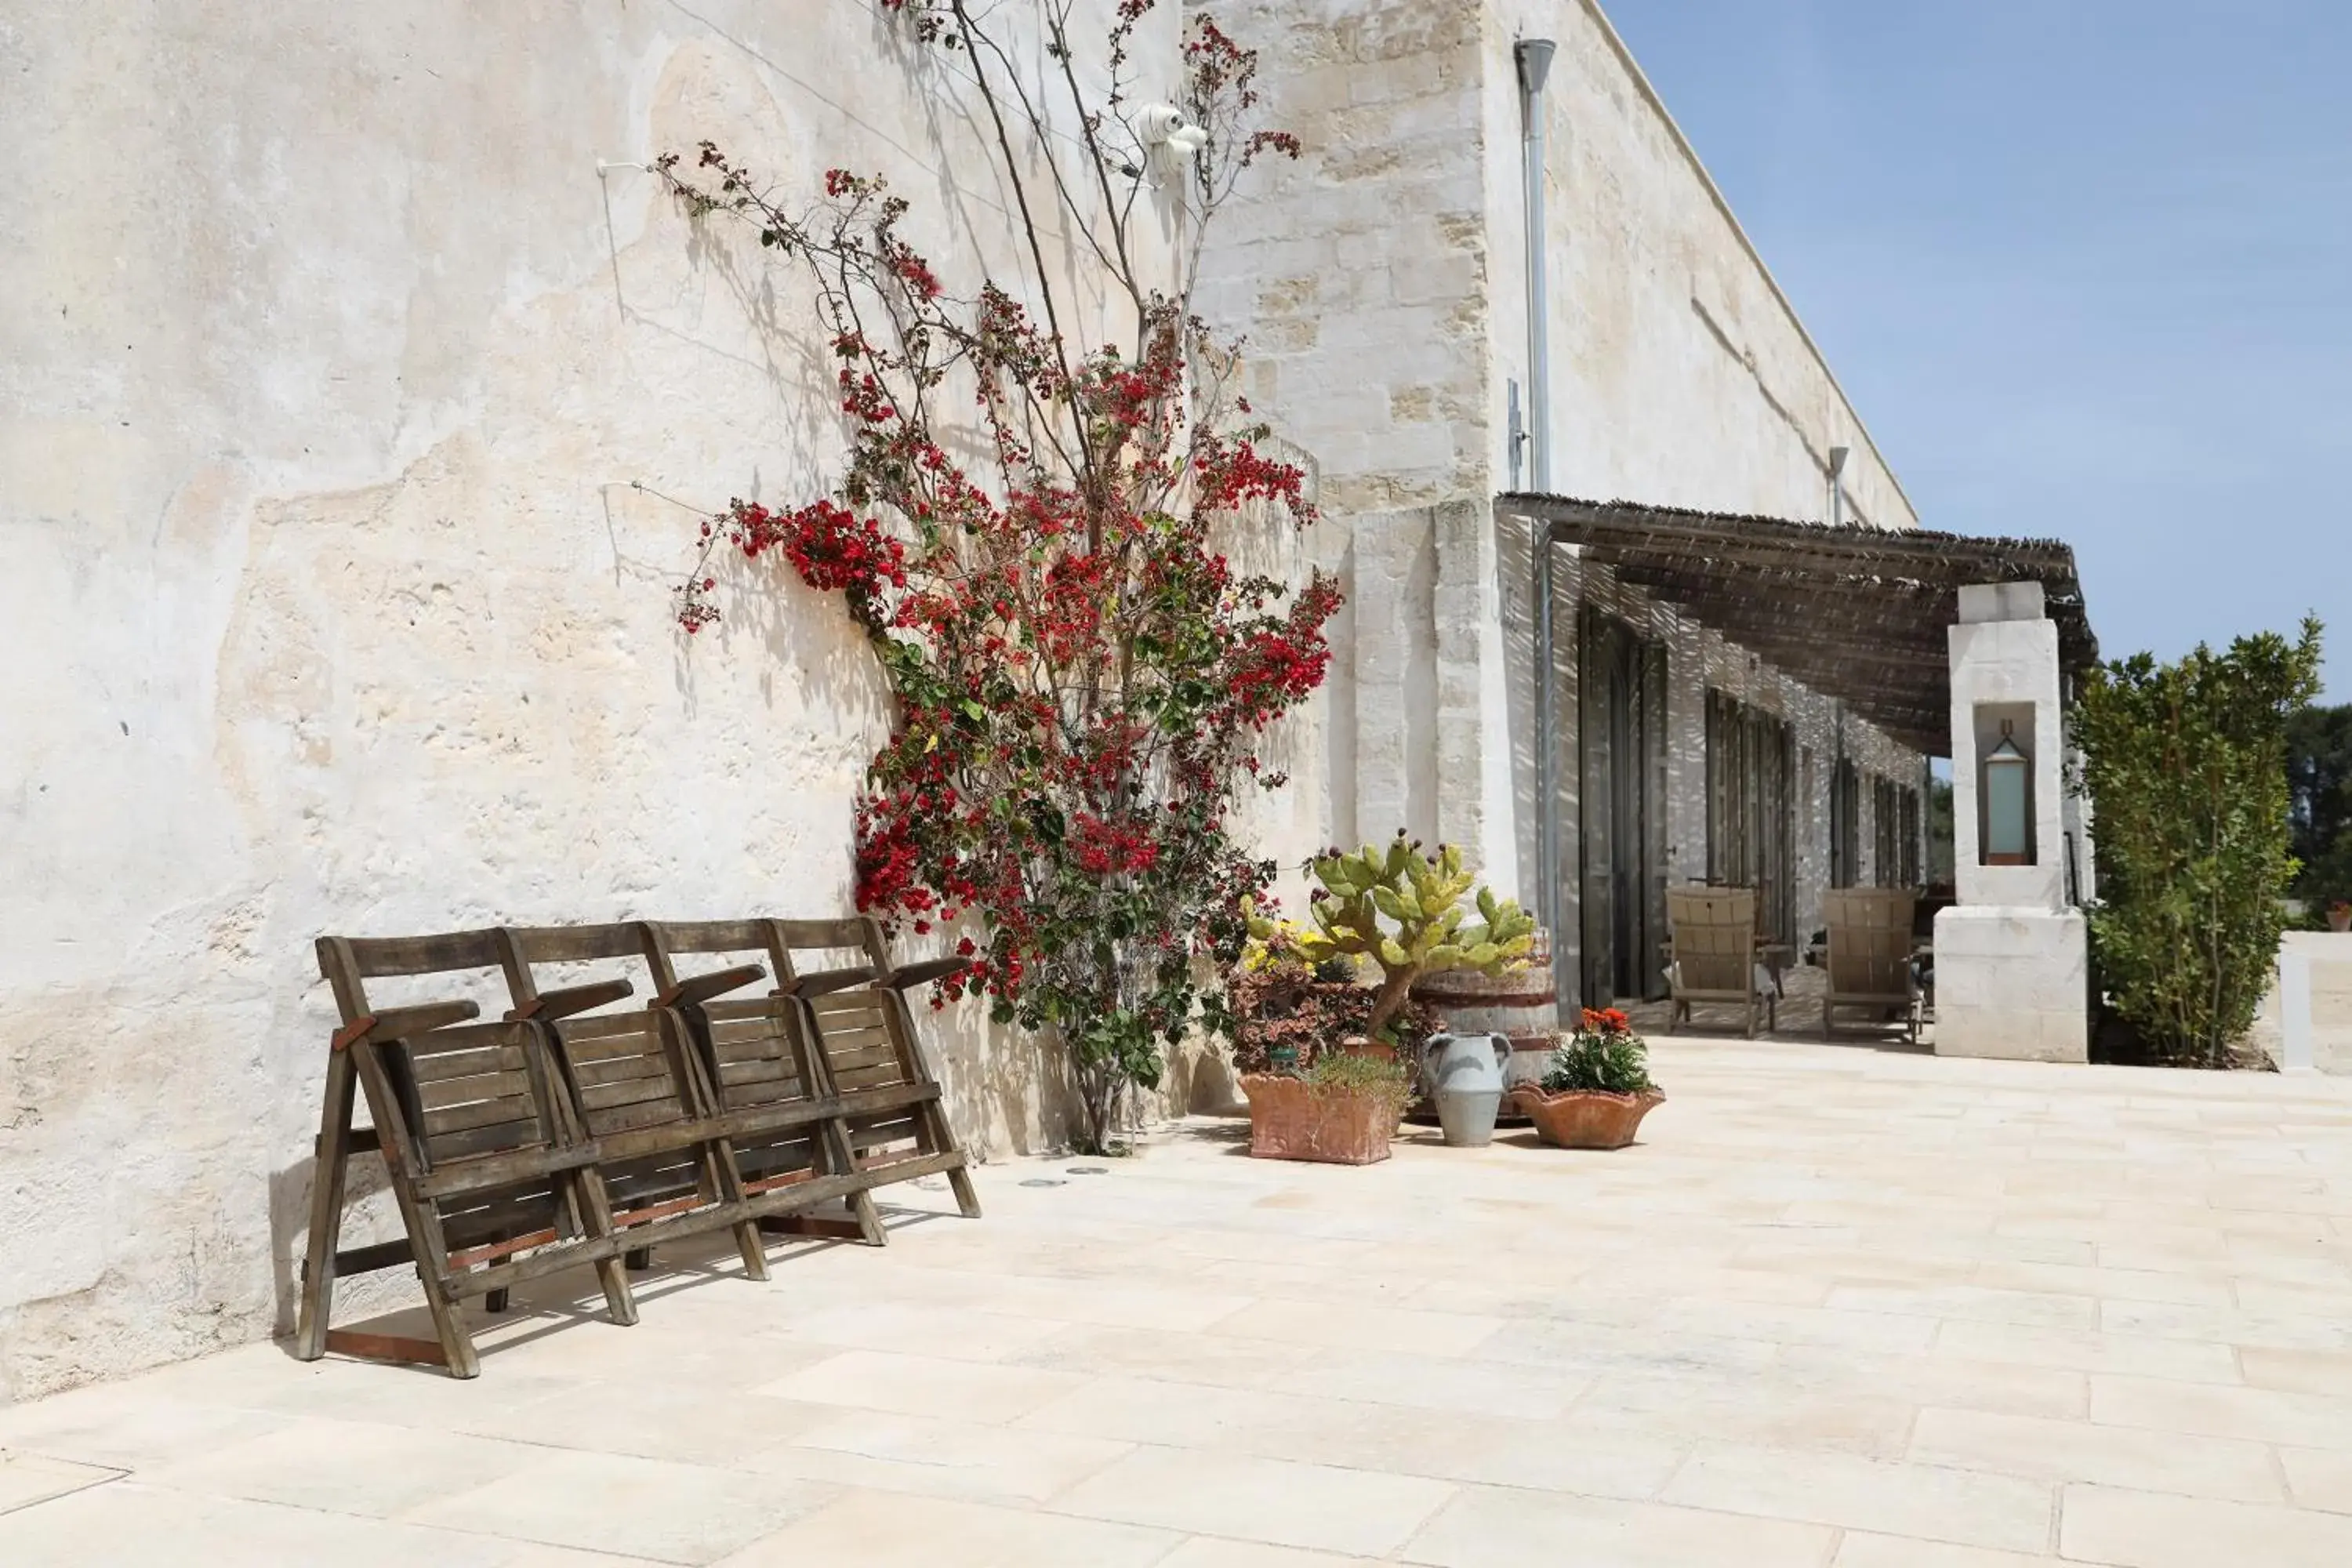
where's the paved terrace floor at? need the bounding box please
[6,1037,2352,1566]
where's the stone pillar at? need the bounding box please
[1933,582,2089,1062]
[1433,499,1519,895]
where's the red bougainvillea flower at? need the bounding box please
[655,8,1325,1156]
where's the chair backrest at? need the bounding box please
[318,928,505,1021]
[315,931,574,1261]
[496,924,710,1217]
[1667,886,1756,995]
[641,920,827,1189]
[1822,889,1916,998]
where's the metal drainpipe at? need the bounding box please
[1517,36,1563,1012]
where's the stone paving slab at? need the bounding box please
[4,1036,2352,1564]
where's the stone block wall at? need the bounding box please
[1194,0,1492,515]
[1934,909,2091,1063]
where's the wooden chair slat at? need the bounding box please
[418,1068,535,1112]
[340,929,503,978]
[558,1011,662,1044]
[826,1040,904,1072]
[651,919,772,954]
[709,1015,789,1047]
[578,1077,688,1116]
[502,923,644,964]
[407,1042,533,1084]
[419,1088,547,1134]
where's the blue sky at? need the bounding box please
[1608,0,2350,699]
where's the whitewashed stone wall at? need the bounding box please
[1207,0,1930,974]
[0,0,1339,1404]
[2252,935,2352,1076]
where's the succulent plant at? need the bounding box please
[1253,831,1535,1041]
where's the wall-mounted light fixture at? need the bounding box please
[1982,719,2033,866]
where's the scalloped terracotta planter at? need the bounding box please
[1521,1087,1664,1150]
[1240,1074,1394,1165]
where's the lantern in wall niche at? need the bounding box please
[1983,720,2032,866]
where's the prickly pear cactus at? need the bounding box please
[1253,830,1535,1041]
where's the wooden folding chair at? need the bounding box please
[770,918,982,1220]
[1821,888,1922,1044]
[1664,886,1776,1036]
[641,919,889,1245]
[495,924,771,1282]
[299,931,637,1379]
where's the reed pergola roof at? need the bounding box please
[1499,495,2098,756]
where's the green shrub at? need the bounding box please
[1305,1050,1412,1110]
[2071,619,2325,1066]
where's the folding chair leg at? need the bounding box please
[566,1169,640,1327]
[348,1043,483,1377]
[295,1049,358,1362]
[817,1117,888,1244]
[593,1255,637,1323]
[421,1283,483,1379]
[695,1131,771,1281]
[916,1100,981,1218]
[946,1163,982,1221]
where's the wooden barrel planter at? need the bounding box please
[1409,959,1558,1125]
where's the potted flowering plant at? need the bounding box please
[2328,899,2350,934]
[1520,1008,1666,1150]
[1227,920,1435,1164]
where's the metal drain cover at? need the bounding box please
[1018,1178,1067,1189]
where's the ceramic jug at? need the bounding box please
[1424,1032,1511,1149]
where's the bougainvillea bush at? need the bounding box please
[657,0,1333,1152]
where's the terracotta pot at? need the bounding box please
[2329,907,2351,934]
[1240,1074,1395,1164]
[1521,1086,1665,1150]
[1338,1035,1396,1065]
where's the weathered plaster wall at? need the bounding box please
[1,0,1322,1404]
